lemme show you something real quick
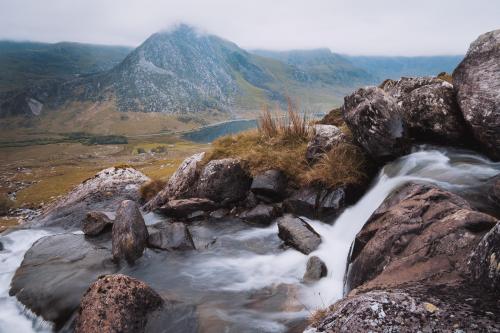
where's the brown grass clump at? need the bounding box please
[319,108,344,127]
[302,143,369,188]
[309,307,329,326]
[204,100,371,190]
[139,179,167,202]
[437,72,453,83]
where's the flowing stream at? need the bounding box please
[0,146,499,332]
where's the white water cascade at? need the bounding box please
[0,147,499,332]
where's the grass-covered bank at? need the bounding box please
[203,103,373,190]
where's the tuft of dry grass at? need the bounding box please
[257,98,311,143]
[302,143,369,188]
[437,72,453,83]
[139,179,167,202]
[309,307,330,326]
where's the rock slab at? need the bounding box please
[277,215,321,254]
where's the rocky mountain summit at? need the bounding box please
[3,29,500,332]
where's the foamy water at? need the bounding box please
[0,147,499,332]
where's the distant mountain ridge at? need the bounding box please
[0,25,464,124]
[0,41,132,92]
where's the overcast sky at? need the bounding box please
[0,0,498,55]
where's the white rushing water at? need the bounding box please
[0,229,52,333]
[0,147,499,333]
[190,147,500,313]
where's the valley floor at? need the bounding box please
[0,135,208,231]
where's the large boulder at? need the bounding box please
[196,158,252,203]
[283,187,345,221]
[468,222,500,291]
[75,274,163,333]
[453,29,500,160]
[250,169,288,202]
[82,211,113,236]
[342,87,409,160]
[346,183,498,292]
[143,153,205,211]
[308,286,500,332]
[156,198,217,218]
[33,167,149,229]
[112,200,149,264]
[147,222,195,251]
[305,124,346,163]
[9,233,117,328]
[277,215,321,254]
[382,77,467,143]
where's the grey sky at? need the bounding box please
[0,0,498,55]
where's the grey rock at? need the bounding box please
[283,187,345,221]
[75,274,163,333]
[343,86,409,160]
[148,222,195,251]
[305,124,346,162]
[9,233,117,327]
[250,170,288,202]
[157,198,216,218]
[453,29,500,160]
[240,204,280,225]
[82,211,113,236]
[33,167,149,229]
[468,222,500,291]
[303,256,327,282]
[0,241,3,251]
[143,153,205,211]
[209,208,229,219]
[383,77,467,143]
[277,215,321,254]
[196,158,252,203]
[112,200,149,264]
[308,287,500,332]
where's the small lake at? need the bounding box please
[182,119,258,143]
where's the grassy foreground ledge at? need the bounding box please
[201,105,373,190]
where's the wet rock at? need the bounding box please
[82,211,113,236]
[148,222,195,251]
[196,158,252,203]
[468,222,500,291]
[156,198,216,218]
[143,153,205,211]
[0,241,3,251]
[303,256,327,282]
[112,200,149,264]
[240,204,280,225]
[75,274,163,333]
[9,233,117,328]
[250,169,288,202]
[209,208,229,219]
[308,286,500,332]
[342,86,409,160]
[283,187,345,221]
[383,77,467,143]
[33,167,149,229]
[346,183,498,292]
[453,29,500,160]
[277,214,321,254]
[490,175,500,208]
[305,124,346,163]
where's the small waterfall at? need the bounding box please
[0,146,498,332]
